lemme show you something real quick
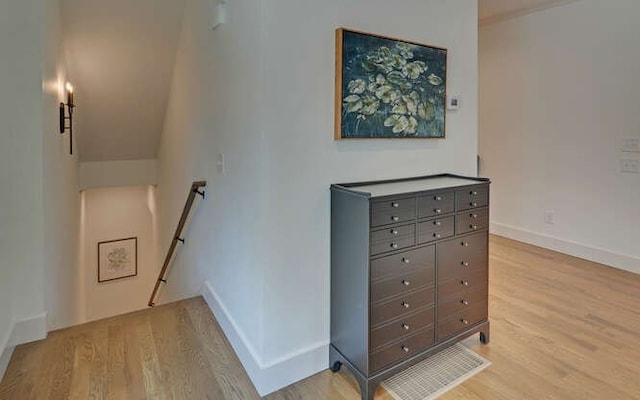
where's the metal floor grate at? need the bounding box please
[381,344,491,400]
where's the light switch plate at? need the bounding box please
[447,95,459,110]
[217,153,225,174]
[621,158,639,174]
[621,138,640,152]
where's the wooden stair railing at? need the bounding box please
[148,180,207,307]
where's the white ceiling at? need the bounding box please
[61,0,186,162]
[478,0,579,24]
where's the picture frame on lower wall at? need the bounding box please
[98,237,138,283]
[335,28,447,139]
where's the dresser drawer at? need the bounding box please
[437,304,488,341]
[418,191,454,218]
[437,285,488,317]
[371,245,435,283]
[371,267,435,304]
[456,186,489,211]
[370,224,415,256]
[438,269,488,299]
[371,287,435,327]
[438,255,487,284]
[371,197,416,227]
[417,216,454,244]
[370,328,435,372]
[456,208,488,235]
[371,307,434,351]
[437,232,488,283]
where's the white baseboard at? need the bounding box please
[0,312,47,382]
[491,222,640,275]
[0,345,14,382]
[9,312,47,347]
[200,281,329,396]
[0,322,14,382]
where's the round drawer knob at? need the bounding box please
[402,323,410,331]
[461,299,469,305]
[434,208,442,214]
[460,318,469,325]
[391,202,400,208]
[471,213,478,218]
[433,233,441,239]
[470,202,478,207]
[434,196,442,201]
[402,301,410,308]
[402,280,411,286]
[401,346,410,353]
[390,229,399,235]
[470,224,478,230]
[461,261,469,267]
[434,220,442,226]
[470,191,478,196]
[402,257,410,264]
[391,216,400,222]
[461,242,469,247]
[461,280,469,286]
[390,243,399,249]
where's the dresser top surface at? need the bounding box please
[334,175,488,198]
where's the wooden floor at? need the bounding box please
[2,235,640,399]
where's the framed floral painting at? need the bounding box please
[335,28,447,139]
[98,237,137,282]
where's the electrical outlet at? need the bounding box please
[544,211,555,224]
[621,159,639,174]
[621,138,640,152]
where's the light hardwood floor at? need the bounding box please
[1,235,640,399]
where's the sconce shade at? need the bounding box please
[66,83,74,106]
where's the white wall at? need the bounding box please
[157,0,478,394]
[80,186,159,322]
[0,0,17,368]
[479,0,640,273]
[157,0,266,362]
[260,0,479,365]
[79,159,158,190]
[2,0,46,333]
[42,0,81,331]
[1,0,80,377]
[1,0,46,376]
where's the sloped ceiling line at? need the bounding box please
[479,0,582,26]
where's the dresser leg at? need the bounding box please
[359,381,370,400]
[479,321,490,344]
[366,380,378,400]
[330,346,372,400]
[356,380,376,400]
[354,376,378,400]
[330,361,342,373]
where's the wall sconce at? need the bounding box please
[59,82,75,155]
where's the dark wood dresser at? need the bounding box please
[329,174,490,400]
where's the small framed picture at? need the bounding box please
[98,237,138,282]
